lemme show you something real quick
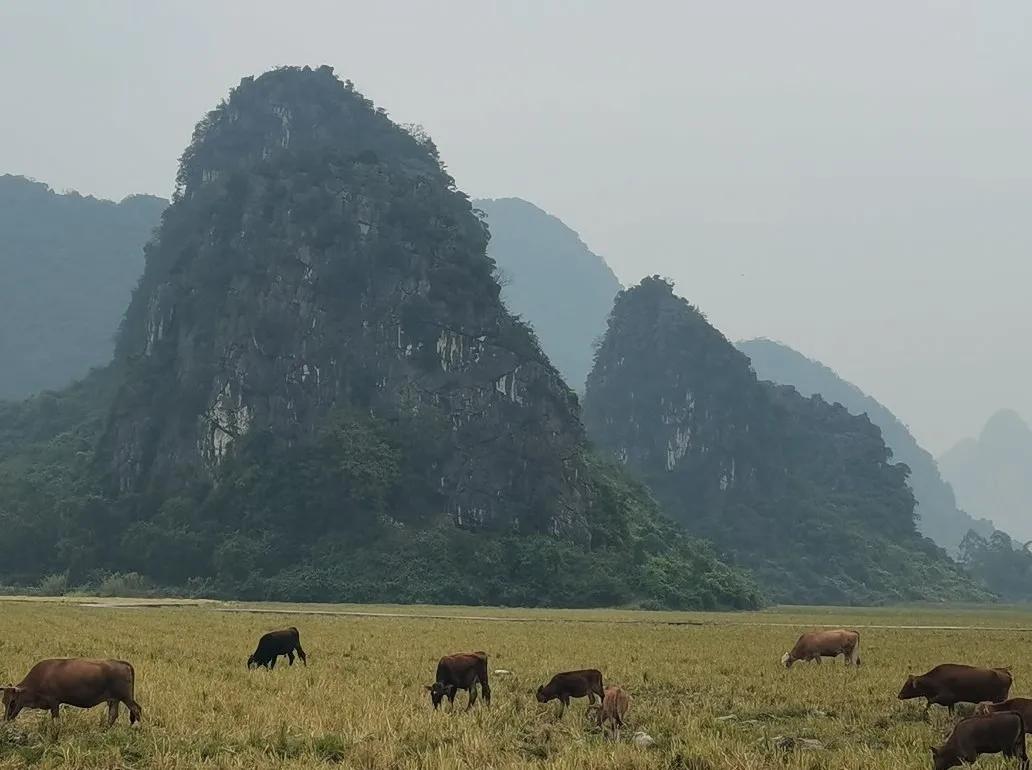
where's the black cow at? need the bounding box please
[899,664,1013,714]
[247,627,307,670]
[931,712,1029,770]
[425,652,491,710]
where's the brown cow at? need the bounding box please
[931,712,1029,770]
[2,658,141,725]
[425,652,490,711]
[975,698,1032,723]
[593,686,631,740]
[536,669,605,717]
[899,664,1013,714]
[781,629,860,668]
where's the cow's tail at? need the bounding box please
[849,633,861,666]
[1014,711,1028,769]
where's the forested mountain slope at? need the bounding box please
[0,68,758,610]
[738,338,994,552]
[584,277,986,604]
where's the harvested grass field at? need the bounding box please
[1,599,1031,769]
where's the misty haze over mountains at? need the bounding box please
[3,2,1029,456]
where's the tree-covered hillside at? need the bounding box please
[0,175,166,399]
[738,338,994,553]
[940,409,1032,543]
[474,198,621,391]
[584,277,987,605]
[0,68,759,610]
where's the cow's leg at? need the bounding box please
[558,695,569,718]
[49,703,60,720]
[107,699,119,726]
[480,679,491,706]
[287,650,295,666]
[268,656,276,670]
[296,644,307,666]
[125,699,142,725]
[466,685,478,711]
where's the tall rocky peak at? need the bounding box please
[940,409,1032,541]
[584,277,985,604]
[0,174,166,399]
[102,66,585,535]
[474,197,621,390]
[737,337,995,553]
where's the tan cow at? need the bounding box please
[781,629,860,668]
[594,686,631,740]
[3,658,142,725]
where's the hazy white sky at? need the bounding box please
[2,1,1029,453]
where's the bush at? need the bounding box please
[36,572,69,596]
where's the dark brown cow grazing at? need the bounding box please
[247,627,307,670]
[2,658,141,725]
[898,664,1013,714]
[976,698,1032,724]
[536,669,605,717]
[425,652,490,710]
[781,629,861,668]
[931,712,1029,770]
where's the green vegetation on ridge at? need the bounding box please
[584,277,987,605]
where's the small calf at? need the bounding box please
[931,712,1028,770]
[594,686,631,740]
[247,627,307,670]
[976,698,1032,725]
[536,669,604,717]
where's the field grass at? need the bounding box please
[1,599,1031,769]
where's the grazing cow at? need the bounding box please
[781,629,861,668]
[2,658,142,725]
[425,652,490,711]
[593,686,631,740]
[898,664,1013,714]
[247,627,307,670]
[536,669,605,717]
[931,712,1029,770]
[976,698,1032,724]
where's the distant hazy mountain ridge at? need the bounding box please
[738,338,995,552]
[940,409,1032,542]
[474,198,621,390]
[0,174,166,399]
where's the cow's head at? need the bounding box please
[535,685,551,704]
[2,686,25,721]
[930,744,958,770]
[898,675,923,700]
[780,652,794,668]
[424,682,453,709]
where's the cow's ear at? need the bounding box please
[423,684,432,692]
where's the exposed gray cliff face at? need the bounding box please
[101,66,589,536]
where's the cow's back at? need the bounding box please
[924,664,1012,701]
[436,652,487,686]
[20,659,134,706]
